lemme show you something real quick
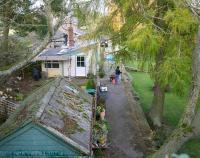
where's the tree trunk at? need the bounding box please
[43,0,54,36]
[179,85,200,126]
[149,82,165,127]
[179,26,200,126]
[149,47,165,127]
[2,1,12,53]
[191,109,200,136]
[150,128,194,158]
[0,34,50,78]
[2,22,10,52]
[149,26,200,158]
[150,93,200,158]
[150,98,200,158]
[99,46,105,71]
[89,51,95,74]
[149,87,199,157]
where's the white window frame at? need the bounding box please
[44,60,59,68]
[76,56,85,67]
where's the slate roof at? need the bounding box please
[0,77,93,154]
[39,48,63,56]
[34,20,97,61]
[38,46,80,57]
[35,40,97,61]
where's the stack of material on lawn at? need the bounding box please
[0,77,93,157]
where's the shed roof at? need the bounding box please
[0,77,93,154]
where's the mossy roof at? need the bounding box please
[0,77,93,154]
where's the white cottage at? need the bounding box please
[35,20,97,78]
[35,45,96,77]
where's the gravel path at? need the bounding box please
[104,82,144,158]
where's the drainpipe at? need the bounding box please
[69,52,72,81]
[62,61,64,76]
[45,56,48,78]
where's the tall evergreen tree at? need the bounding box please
[149,1,200,156]
[83,0,198,127]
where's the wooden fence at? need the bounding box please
[0,98,20,119]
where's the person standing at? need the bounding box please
[63,33,68,46]
[115,66,121,84]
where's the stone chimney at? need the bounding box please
[68,23,74,47]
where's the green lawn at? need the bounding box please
[129,72,187,126]
[126,60,149,71]
[178,138,200,158]
[128,71,199,158]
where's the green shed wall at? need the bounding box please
[0,124,84,157]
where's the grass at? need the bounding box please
[178,138,200,158]
[0,65,13,71]
[129,72,187,127]
[126,60,149,71]
[128,71,199,157]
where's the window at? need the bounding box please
[45,61,52,68]
[45,61,59,68]
[77,56,85,67]
[52,62,59,68]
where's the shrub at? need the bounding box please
[15,93,24,101]
[99,69,105,78]
[87,73,95,79]
[86,79,95,89]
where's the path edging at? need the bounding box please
[122,64,154,153]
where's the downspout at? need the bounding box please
[90,96,94,156]
[85,56,87,77]
[69,52,71,81]
[75,56,76,77]
[45,56,48,78]
[62,61,64,76]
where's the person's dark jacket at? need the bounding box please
[115,69,121,75]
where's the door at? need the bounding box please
[76,56,86,77]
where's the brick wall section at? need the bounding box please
[68,25,74,47]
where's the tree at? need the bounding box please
[0,0,67,78]
[78,0,200,155]
[148,1,200,157]
[0,0,49,68]
[0,0,31,52]
[73,0,109,75]
[89,0,197,127]
[149,25,200,158]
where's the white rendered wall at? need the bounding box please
[41,62,63,77]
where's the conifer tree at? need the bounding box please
[84,0,198,127]
[149,0,200,156]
